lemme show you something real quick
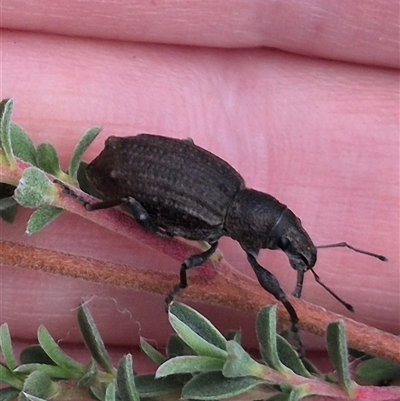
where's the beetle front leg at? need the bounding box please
[165,241,219,305]
[293,270,304,298]
[246,253,304,355]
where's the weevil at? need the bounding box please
[84,134,387,351]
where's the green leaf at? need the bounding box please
[20,345,55,366]
[37,326,85,375]
[276,336,311,377]
[77,303,115,375]
[135,374,184,398]
[0,324,18,370]
[10,124,36,166]
[0,388,20,401]
[78,359,98,387]
[35,143,62,176]
[13,167,57,208]
[14,363,72,379]
[104,383,116,401]
[19,371,58,401]
[0,364,23,389]
[26,205,63,235]
[116,354,139,401]
[0,99,15,165]
[68,127,101,180]
[326,322,355,395]
[356,357,400,384]
[223,341,265,379]
[139,337,166,366]
[182,372,264,400]
[256,306,292,376]
[156,355,224,378]
[168,303,227,359]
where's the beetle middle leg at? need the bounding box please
[246,253,303,354]
[165,241,219,305]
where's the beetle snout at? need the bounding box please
[288,248,317,273]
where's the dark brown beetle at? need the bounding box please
[85,134,386,351]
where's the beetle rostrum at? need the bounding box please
[85,134,387,352]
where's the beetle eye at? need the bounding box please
[278,237,290,250]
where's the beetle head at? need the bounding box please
[269,208,317,273]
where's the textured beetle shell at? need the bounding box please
[86,134,245,241]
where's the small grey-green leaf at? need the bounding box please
[135,374,184,398]
[0,388,21,401]
[223,341,265,379]
[140,337,166,366]
[13,167,57,208]
[156,355,224,378]
[68,127,101,180]
[78,359,98,387]
[277,335,311,377]
[36,143,62,176]
[104,383,116,401]
[183,372,264,400]
[26,205,63,235]
[0,364,23,389]
[167,334,192,358]
[10,123,36,166]
[0,99,15,164]
[0,323,18,370]
[326,322,355,395]
[116,354,140,401]
[169,303,227,359]
[77,303,115,375]
[256,306,292,375]
[19,371,58,401]
[14,363,72,379]
[356,357,400,384]
[20,345,55,365]
[37,326,85,374]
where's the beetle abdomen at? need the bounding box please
[86,134,245,240]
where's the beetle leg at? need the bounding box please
[293,270,304,298]
[122,197,172,238]
[246,253,304,355]
[165,241,219,305]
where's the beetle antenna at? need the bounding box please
[316,242,387,262]
[309,268,354,312]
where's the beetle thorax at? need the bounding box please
[224,188,287,253]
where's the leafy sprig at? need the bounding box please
[1,304,400,400]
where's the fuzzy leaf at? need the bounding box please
[326,322,355,395]
[10,124,36,166]
[116,354,139,401]
[20,345,55,366]
[0,99,15,165]
[167,334,191,358]
[0,364,23,389]
[19,371,58,401]
[26,205,63,235]
[256,306,292,376]
[0,324,18,370]
[276,335,311,377]
[68,127,101,180]
[14,363,72,379]
[168,303,227,359]
[140,337,166,366]
[77,303,115,375]
[223,341,265,379]
[13,167,57,208]
[35,143,62,176]
[182,372,264,400]
[78,359,98,387]
[156,355,224,378]
[135,374,184,398]
[37,326,85,374]
[104,383,116,401]
[356,357,400,384]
